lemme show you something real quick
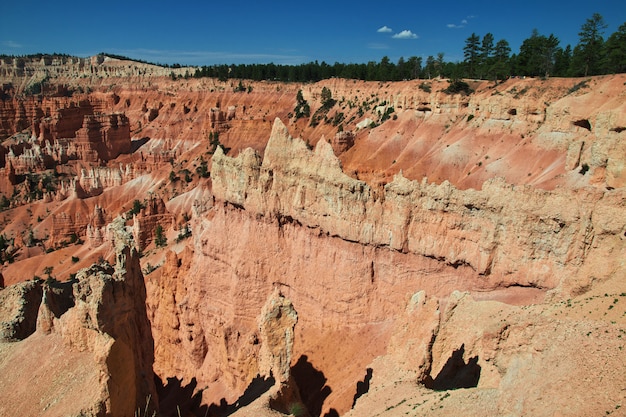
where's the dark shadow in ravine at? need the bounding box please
[155,376,208,417]
[352,367,373,407]
[323,408,340,417]
[291,355,333,417]
[206,373,275,416]
[424,344,481,391]
[130,136,150,153]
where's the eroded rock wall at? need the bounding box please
[147,118,625,415]
[211,118,625,289]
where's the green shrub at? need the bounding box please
[568,80,589,94]
[380,107,395,122]
[129,199,145,216]
[443,80,473,95]
[418,83,431,93]
[293,90,310,119]
[154,224,167,247]
[579,163,590,175]
[176,225,192,242]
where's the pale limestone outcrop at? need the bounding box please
[257,290,308,415]
[211,118,625,290]
[258,289,298,384]
[387,290,441,382]
[0,55,191,87]
[59,218,156,415]
[0,280,43,341]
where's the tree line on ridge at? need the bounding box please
[191,14,625,82]
[2,14,624,84]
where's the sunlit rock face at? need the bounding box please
[0,56,624,417]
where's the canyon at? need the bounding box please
[0,55,624,417]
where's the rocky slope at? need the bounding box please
[0,218,156,416]
[0,56,624,416]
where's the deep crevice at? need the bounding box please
[505,282,546,290]
[573,119,591,131]
[464,203,480,212]
[44,279,75,318]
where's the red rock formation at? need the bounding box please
[50,203,112,247]
[4,140,50,174]
[3,107,131,179]
[131,196,174,250]
[38,101,93,144]
[212,119,624,287]
[331,130,355,154]
[74,113,131,161]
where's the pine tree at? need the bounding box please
[464,33,481,78]
[604,22,626,74]
[436,53,445,78]
[572,13,608,76]
[407,56,422,79]
[517,29,560,77]
[480,33,495,78]
[553,45,572,76]
[425,55,436,79]
[492,39,512,81]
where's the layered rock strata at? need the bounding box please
[148,118,625,415]
[211,118,624,289]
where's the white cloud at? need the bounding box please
[2,40,22,48]
[377,26,393,33]
[447,15,475,29]
[392,30,418,39]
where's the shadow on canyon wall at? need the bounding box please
[291,354,339,417]
[352,367,373,408]
[155,376,208,417]
[157,373,276,417]
[156,356,377,416]
[423,344,481,391]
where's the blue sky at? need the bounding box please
[1,0,624,66]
